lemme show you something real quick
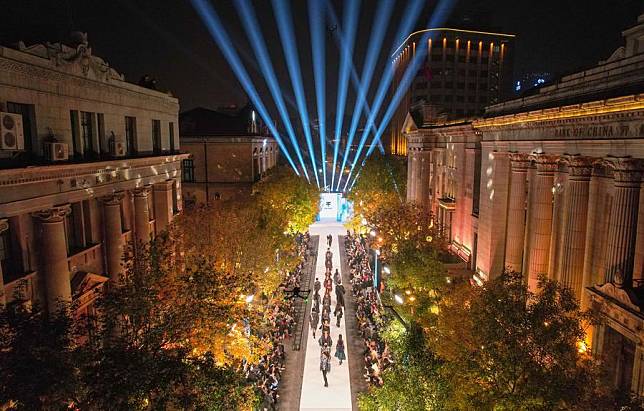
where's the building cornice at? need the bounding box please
[474,94,644,130]
[392,27,515,57]
[0,154,189,187]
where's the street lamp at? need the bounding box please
[394,294,404,304]
[245,294,254,303]
[369,230,376,237]
[383,266,391,274]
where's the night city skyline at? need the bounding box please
[3,1,642,110]
[1,1,644,409]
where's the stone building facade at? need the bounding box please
[0,34,188,316]
[389,27,515,155]
[404,14,644,395]
[179,106,279,204]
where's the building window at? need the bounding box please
[64,203,90,255]
[97,113,106,154]
[80,111,94,156]
[182,159,195,182]
[125,116,137,155]
[169,122,175,152]
[152,120,161,154]
[70,110,80,156]
[0,225,22,284]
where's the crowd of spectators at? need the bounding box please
[345,231,394,387]
[247,232,310,410]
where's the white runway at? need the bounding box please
[299,219,353,411]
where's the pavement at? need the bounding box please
[299,219,353,411]
[278,222,367,411]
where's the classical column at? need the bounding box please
[100,193,125,282]
[548,170,567,278]
[0,219,8,306]
[604,158,642,285]
[417,150,431,208]
[153,180,174,232]
[526,154,558,291]
[504,153,530,273]
[32,205,72,313]
[406,149,415,202]
[133,186,152,246]
[557,156,593,300]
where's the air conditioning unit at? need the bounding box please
[0,112,24,150]
[44,142,69,161]
[110,141,126,157]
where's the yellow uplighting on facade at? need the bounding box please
[391,27,515,56]
[474,94,644,128]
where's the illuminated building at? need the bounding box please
[389,27,515,155]
[179,105,279,204]
[404,13,644,395]
[0,33,187,315]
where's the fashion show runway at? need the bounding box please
[299,219,353,411]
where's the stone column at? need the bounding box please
[407,149,414,202]
[100,193,125,282]
[133,186,152,246]
[557,156,593,300]
[604,158,642,285]
[417,150,431,208]
[32,205,72,313]
[153,180,174,232]
[580,171,600,310]
[504,153,530,273]
[526,154,558,291]
[0,219,8,306]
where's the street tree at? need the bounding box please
[431,271,613,410]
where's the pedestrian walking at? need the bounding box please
[310,309,319,338]
[334,305,343,327]
[319,318,331,335]
[320,345,331,387]
[314,278,321,294]
[334,269,341,285]
[335,334,346,365]
[319,329,332,347]
[335,282,345,307]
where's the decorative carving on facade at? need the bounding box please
[508,152,531,172]
[31,204,72,223]
[602,157,643,185]
[561,155,594,179]
[530,153,559,173]
[594,282,641,313]
[17,34,124,82]
[0,218,8,233]
[99,192,125,206]
[132,186,151,198]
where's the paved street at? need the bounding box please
[299,219,353,411]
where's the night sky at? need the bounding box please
[3,0,643,113]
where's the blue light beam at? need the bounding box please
[333,0,424,190]
[335,0,395,191]
[330,0,361,190]
[342,0,444,190]
[271,0,320,188]
[345,0,456,190]
[234,0,310,181]
[308,0,327,189]
[189,0,300,175]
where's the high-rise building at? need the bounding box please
[0,33,187,315]
[404,13,644,394]
[389,27,515,155]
